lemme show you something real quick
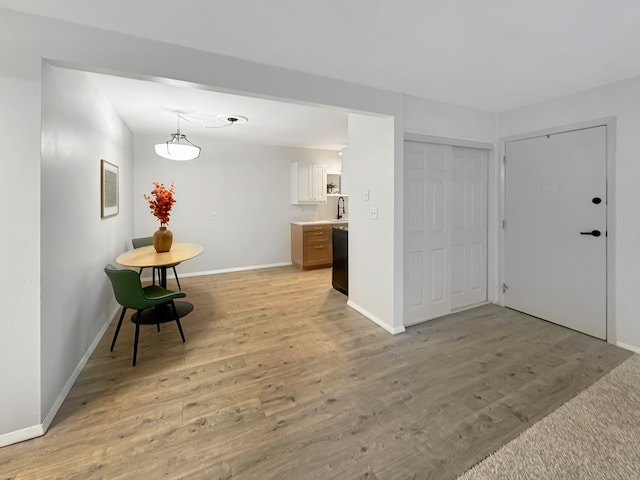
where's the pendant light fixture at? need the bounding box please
[154,113,248,161]
[154,114,201,161]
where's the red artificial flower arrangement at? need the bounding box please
[144,182,176,226]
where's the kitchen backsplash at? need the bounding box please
[289,195,349,223]
[318,195,349,221]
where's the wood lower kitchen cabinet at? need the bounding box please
[291,224,332,269]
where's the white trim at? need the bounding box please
[1,305,118,448]
[347,300,406,334]
[141,262,293,282]
[605,118,617,343]
[450,300,490,313]
[402,301,490,327]
[498,117,615,143]
[180,262,292,278]
[41,305,117,434]
[616,341,640,355]
[404,315,441,328]
[0,424,44,448]
[404,132,494,150]
[498,117,616,343]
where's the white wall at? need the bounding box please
[0,6,497,443]
[40,64,133,424]
[346,114,400,333]
[0,75,41,440]
[0,7,402,443]
[496,77,640,351]
[404,95,495,142]
[133,135,339,272]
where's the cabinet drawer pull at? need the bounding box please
[313,232,323,235]
[314,245,324,249]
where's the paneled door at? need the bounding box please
[451,147,488,309]
[404,141,487,325]
[504,126,607,339]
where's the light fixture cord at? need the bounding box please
[178,114,236,129]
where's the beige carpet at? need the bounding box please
[458,354,640,480]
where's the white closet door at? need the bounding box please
[451,147,488,309]
[404,141,488,326]
[405,142,451,323]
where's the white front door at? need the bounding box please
[404,141,487,325]
[504,126,607,339]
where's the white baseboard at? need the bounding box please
[451,300,490,313]
[142,262,292,282]
[404,301,491,327]
[403,316,440,327]
[347,300,405,334]
[0,307,115,448]
[616,341,640,354]
[185,262,292,277]
[40,305,117,435]
[0,423,44,448]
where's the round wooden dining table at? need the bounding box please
[116,242,204,324]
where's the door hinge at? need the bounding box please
[503,155,506,164]
[502,220,506,229]
[503,283,509,293]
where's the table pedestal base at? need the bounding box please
[130,300,193,325]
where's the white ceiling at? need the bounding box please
[86,71,349,150]
[3,0,640,146]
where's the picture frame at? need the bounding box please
[101,159,119,218]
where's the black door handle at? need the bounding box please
[580,230,601,237]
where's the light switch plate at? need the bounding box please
[364,189,370,201]
[369,207,378,220]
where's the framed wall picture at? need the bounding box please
[101,159,119,218]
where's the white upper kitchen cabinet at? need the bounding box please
[291,162,327,204]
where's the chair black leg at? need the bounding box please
[110,307,127,351]
[153,305,162,332]
[138,267,156,286]
[173,267,181,291]
[132,310,142,366]
[170,301,186,343]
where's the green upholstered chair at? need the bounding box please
[132,236,182,290]
[104,264,187,366]
[132,236,157,285]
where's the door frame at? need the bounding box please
[498,117,617,342]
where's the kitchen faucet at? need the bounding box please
[337,196,346,220]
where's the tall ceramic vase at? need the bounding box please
[153,226,173,252]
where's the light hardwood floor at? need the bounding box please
[0,266,631,479]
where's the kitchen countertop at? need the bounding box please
[291,220,349,226]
